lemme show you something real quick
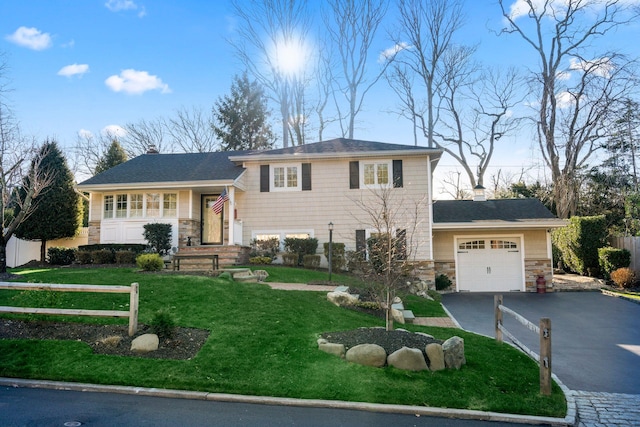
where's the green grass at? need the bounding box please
[240,264,358,285]
[0,267,566,417]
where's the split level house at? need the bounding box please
[77,138,565,292]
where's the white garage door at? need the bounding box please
[456,237,524,292]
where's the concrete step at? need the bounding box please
[402,310,415,323]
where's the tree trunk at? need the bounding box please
[385,291,394,331]
[0,241,7,274]
[40,239,47,263]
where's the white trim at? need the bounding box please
[427,156,433,260]
[433,220,566,230]
[78,179,238,192]
[360,159,392,189]
[270,163,302,192]
[229,148,443,163]
[454,233,525,292]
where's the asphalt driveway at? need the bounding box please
[441,291,640,394]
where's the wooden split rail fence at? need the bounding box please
[0,282,139,336]
[494,295,552,395]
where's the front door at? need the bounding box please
[202,195,223,245]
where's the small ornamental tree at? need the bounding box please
[94,140,127,175]
[351,186,427,331]
[15,140,82,263]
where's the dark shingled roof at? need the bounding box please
[78,151,249,186]
[235,138,439,157]
[433,199,557,223]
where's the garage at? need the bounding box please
[455,236,524,292]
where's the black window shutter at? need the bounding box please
[355,229,366,255]
[393,160,403,188]
[302,163,311,191]
[349,161,359,189]
[260,165,269,192]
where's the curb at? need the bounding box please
[0,377,572,426]
[601,289,640,305]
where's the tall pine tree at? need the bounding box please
[94,139,127,175]
[15,140,82,263]
[212,73,276,151]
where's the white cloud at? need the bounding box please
[78,129,94,139]
[569,57,613,78]
[556,91,576,109]
[507,0,640,20]
[105,69,171,95]
[105,0,146,17]
[379,42,410,63]
[101,125,127,138]
[58,63,89,78]
[556,70,572,81]
[5,26,52,50]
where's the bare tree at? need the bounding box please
[498,0,640,218]
[231,0,312,147]
[389,0,465,148]
[121,117,169,157]
[439,170,470,200]
[0,54,54,272]
[351,186,427,331]
[166,106,218,153]
[72,131,118,178]
[322,0,391,139]
[435,56,525,188]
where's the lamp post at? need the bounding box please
[328,222,333,282]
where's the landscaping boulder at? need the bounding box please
[317,339,345,358]
[425,343,445,371]
[253,270,269,282]
[131,334,159,353]
[391,307,405,324]
[327,291,359,307]
[387,347,428,371]
[345,344,387,367]
[442,336,466,369]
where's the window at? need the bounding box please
[363,161,391,187]
[272,164,300,191]
[491,240,518,249]
[116,194,127,218]
[163,193,177,217]
[459,240,486,250]
[130,194,143,217]
[104,195,114,219]
[145,193,160,217]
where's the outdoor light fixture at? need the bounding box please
[328,222,334,282]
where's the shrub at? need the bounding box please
[150,309,176,339]
[250,237,280,259]
[78,244,146,253]
[435,274,452,291]
[598,247,631,279]
[610,268,636,289]
[136,253,164,271]
[323,242,346,271]
[249,256,273,265]
[76,250,92,264]
[303,254,321,269]
[283,237,318,266]
[282,253,298,267]
[143,223,173,255]
[345,250,366,274]
[92,249,115,264]
[115,250,137,264]
[552,215,607,276]
[47,247,76,265]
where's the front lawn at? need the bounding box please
[0,267,566,417]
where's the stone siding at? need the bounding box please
[434,260,456,288]
[178,219,201,247]
[88,221,100,245]
[410,260,435,291]
[524,258,553,292]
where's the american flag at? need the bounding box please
[212,188,228,214]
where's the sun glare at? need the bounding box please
[271,34,309,78]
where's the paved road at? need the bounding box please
[441,291,640,394]
[0,386,527,427]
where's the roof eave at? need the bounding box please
[432,219,567,230]
[229,148,443,163]
[77,179,238,192]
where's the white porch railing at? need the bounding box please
[233,220,243,245]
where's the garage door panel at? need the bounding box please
[456,238,523,292]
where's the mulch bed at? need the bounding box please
[0,319,209,360]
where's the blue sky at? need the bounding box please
[2,0,639,195]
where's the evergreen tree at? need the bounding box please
[15,140,82,263]
[212,73,276,151]
[94,139,128,175]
